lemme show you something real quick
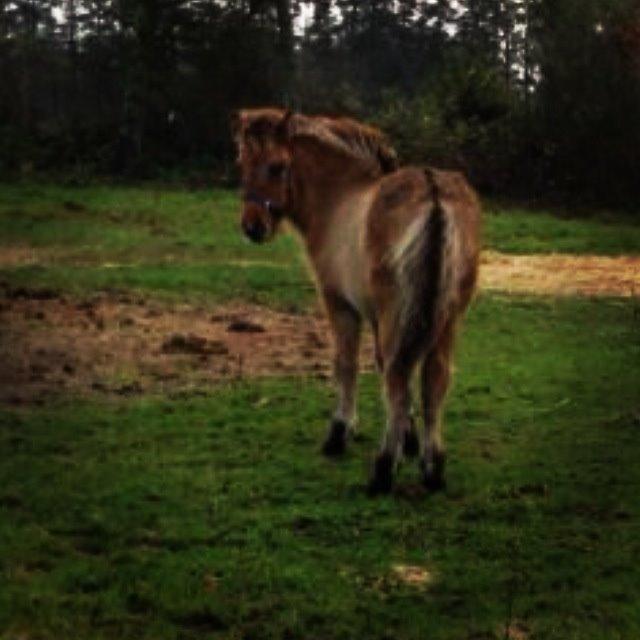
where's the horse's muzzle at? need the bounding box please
[242,218,267,243]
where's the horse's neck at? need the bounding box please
[289,148,377,259]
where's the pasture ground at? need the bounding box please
[1,184,639,640]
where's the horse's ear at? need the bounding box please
[275,109,294,143]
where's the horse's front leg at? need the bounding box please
[322,296,361,456]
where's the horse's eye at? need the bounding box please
[268,162,287,179]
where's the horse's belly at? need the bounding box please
[321,189,378,317]
[327,222,370,316]
[340,268,370,316]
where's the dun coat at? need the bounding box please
[232,108,481,493]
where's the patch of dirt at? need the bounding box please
[391,564,433,588]
[0,245,45,267]
[1,250,638,404]
[481,252,640,297]
[0,287,376,405]
[2,245,638,297]
[501,621,531,640]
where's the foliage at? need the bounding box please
[1,1,640,207]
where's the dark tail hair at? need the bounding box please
[392,168,454,368]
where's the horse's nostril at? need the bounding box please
[243,220,266,243]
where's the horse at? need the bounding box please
[232,107,481,494]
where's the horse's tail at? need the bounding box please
[391,168,460,366]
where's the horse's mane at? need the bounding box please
[236,108,398,175]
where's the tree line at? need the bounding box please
[1,0,639,206]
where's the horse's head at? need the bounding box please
[232,108,293,243]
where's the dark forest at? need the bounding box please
[2,0,640,206]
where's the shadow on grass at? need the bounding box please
[0,294,638,640]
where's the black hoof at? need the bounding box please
[421,451,446,492]
[403,429,420,458]
[322,419,347,457]
[367,452,395,496]
[424,472,446,492]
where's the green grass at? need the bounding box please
[1,294,639,640]
[484,201,640,255]
[0,184,310,308]
[0,184,638,308]
[1,183,639,638]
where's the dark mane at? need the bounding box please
[235,108,398,175]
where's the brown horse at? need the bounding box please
[232,108,480,494]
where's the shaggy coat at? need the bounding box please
[233,108,481,493]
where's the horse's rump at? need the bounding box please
[367,166,480,368]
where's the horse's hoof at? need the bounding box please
[322,419,347,457]
[421,451,446,492]
[423,473,446,492]
[367,452,395,496]
[403,429,420,458]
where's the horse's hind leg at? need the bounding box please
[368,358,414,495]
[371,319,417,454]
[420,320,455,491]
[372,321,417,455]
[322,296,361,456]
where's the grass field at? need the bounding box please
[1,184,639,640]
[1,184,639,307]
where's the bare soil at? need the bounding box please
[1,252,638,404]
[480,252,640,298]
[0,287,377,405]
